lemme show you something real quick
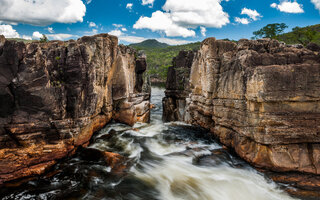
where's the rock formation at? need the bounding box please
[162,51,194,122]
[163,37,320,192]
[0,34,150,184]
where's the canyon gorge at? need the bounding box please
[0,34,320,199]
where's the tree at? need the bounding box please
[253,23,288,39]
[40,34,49,43]
[290,27,317,46]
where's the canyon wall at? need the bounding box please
[163,37,320,191]
[0,34,150,184]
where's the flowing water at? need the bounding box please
[1,87,300,200]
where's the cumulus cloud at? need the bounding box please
[234,17,250,24]
[108,29,123,37]
[31,31,75,40]
[241,8,261,21]
[47,27,54,33]
[0,24,20,38]
[121,28,128,32]
[89,22,97,27]
[270,1,304,13]
[133,0,229,38]
[0,0,86,26]
[134,11,195,37]
[142,0,155,8]
[32,31,43,39]
[311,0,320,12]
[22,35,32,40]
[200,27,206,36]
[126,3,133,10]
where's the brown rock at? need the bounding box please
[164,37,320,192]
[0,34,150,183]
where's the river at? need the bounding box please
[1,87,299,200]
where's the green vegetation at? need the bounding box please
[253,23,288,39]
[7,38,34,43]
[253,23,320,45]
[40,34,49,43]
[276,24,320,45]
[130,39,201,82]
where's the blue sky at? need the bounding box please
[0,0,319,45]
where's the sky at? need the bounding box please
[0,0,319,45]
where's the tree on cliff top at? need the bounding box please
[253,23,288,39]
[40,34,49,43]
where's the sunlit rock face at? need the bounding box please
[0,34,150,184]
[164,37,320,190]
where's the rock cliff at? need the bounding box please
[0,34,150,184]
[162,51,194,122]
[163,37,320,192]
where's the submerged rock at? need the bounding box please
[163,37,320,192]
[0,34,150,184]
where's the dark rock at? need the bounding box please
[0,34,150,184]
[162,51,195,122]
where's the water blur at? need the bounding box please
[0,87,299,200]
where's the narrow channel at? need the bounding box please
[1,87,296,200]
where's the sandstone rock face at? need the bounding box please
[0,34,150,184]
[164,37,320,190]
[162,51,194,122]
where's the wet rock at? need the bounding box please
[165,37,320,191]
[79,147,128,174]
[0,34,150,184]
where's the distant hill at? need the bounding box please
[129,39,169,49]
[129,40,201,83]
[276,24,320,45]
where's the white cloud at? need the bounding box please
[32,31,75,40]
[142,0,155,8]
[108,29,123,37]
[89,22,97,27]
[0,24,19,38]
[134,11,195,37]
[47,33,74,40]
[86,0,92,4]
[234,17,250,24]
[200,27,206,36]
[270,1,304,13]
[32,31,43,39]
[113,24,123,28]
[47,27,54,33]
[133,0,229,38]
[84,29,98,36]
[121,28,128,32]
[0,0,86,26]
[311,0,320,12]
[126,3,133,10]
[22,35,32,40]
[241,8,261,21]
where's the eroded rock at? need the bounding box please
[0,34,150,184]
[163,37,320,192]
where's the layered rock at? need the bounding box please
[162,51,194,122]
[0,34,150,184]
[164,37,320,191]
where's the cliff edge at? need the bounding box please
[163,37,320,193]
